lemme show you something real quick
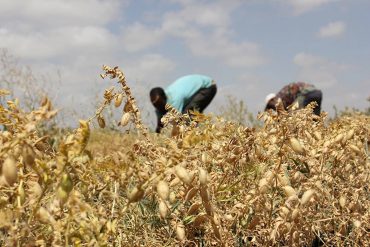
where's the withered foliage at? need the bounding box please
[0,66,369,246]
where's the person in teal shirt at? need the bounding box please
[150,74,217,133]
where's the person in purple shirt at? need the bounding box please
[150,74,217,133]
[265,82,322,115]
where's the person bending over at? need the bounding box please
[265,82,322,115]
[150,74,217,133]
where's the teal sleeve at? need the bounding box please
[165,74,213,112]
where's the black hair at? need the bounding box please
[150,87,166,101]
[265,103,276,111]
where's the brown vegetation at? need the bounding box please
[0,66,369,246]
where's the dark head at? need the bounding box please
[264,93,277,111]
[150,87,167,113]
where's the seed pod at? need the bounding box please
[37,207,53,224]
[170,177,181,187]
[123,101,133,113]
[158,199,168,219]
[301,189,315,206]
[56,186,69,205]
[349,144,361,154]
[283,186,296,197]
[346,129,355,141]
[224,214,233,221]
[28,181,42,203]
[18,183,25,205]
[128,186,144,203]
[174,166,192,185]
[258,178,268,193]
[353,220,361,228]
[313,131,322,140]
[2,156,18,186]
[293,171,304,182]
[289,137,304,154]
[138,171,149,180]
[338,223,347,236]
[155,157,168,167]
[0,176,9,187]
[198,167,208,186]
[185,187,198,202]
[12,145,22,158]
[200,187,209,202]
[176,223,186,241]
[323,140,330,148]
[157,181,169,201]
[2,131,11,140]
[339,196,346,208]
[291,208,300,221]
[277,174,289,186]
[179,125,185,134]
[169,192,177,204]
[279,206,290,218]
[119,113,131,127]
[348,202,360,212]
[304,130,313,140]
[200,188,212,215]
[203,201,213,216]
[265,171,274,184]
[245,194,252,202]
[194,214,208,227]
[292,231,299,244]
[34,140,48,153]
[114,94,123,107]
[22,144,36,167]
[312,178,320,188]
[247,216,260,230]
[334,133,344,144]
[187,202,201,215]
[345,163,352,172]
[171,124,179,137]
[60,173,73,193]
[211,223,222,240]
[97,115,106,128]
[282,222,291,235]
[356,140,362,148]
[201,153,210,163]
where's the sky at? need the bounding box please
[0,0,369,128]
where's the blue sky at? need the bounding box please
[0,0,369,127]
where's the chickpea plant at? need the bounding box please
[0,66,368,246]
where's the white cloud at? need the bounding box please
[317,21,346,38]
[160,1,267,68]
[119,1,267,68]
[294,52,326,67]
[122,23,165,52]
[181,30,267,68]
[167,1,238,29]
[0,26,117,60]
[0,0,124,29]
[123,54,176,84]
[0,0,125,60]
[293,52,348,88]
[285,0,337,15]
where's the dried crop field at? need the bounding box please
[0,66,369,246]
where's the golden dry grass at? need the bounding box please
[87,130,136,157]
[0,66,369,246]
